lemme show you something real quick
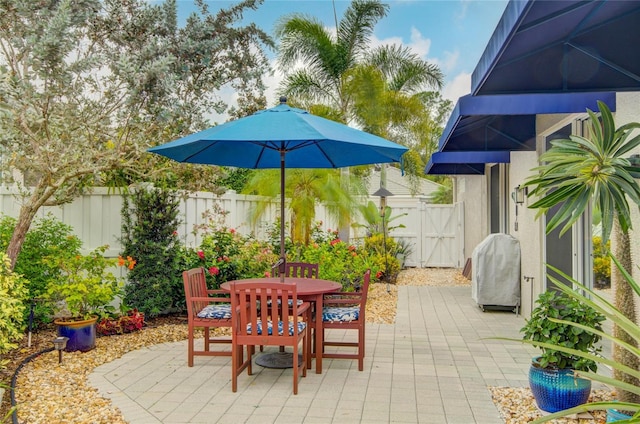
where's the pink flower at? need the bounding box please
[172,231,178,236]
[264,271,271,278]
[208,266,220,276]
[230,228,236,234]
[330,239,341,246]
[197,250,205,260]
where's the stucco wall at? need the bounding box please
[455,175,487,263]
[508,151,540,317]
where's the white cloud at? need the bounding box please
[370,27,432,61]
[442,72,471,104]
[408,27,432,58]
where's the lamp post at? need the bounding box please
[373,186,394,293]
[53,336,69,364]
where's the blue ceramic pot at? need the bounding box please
[55,316,98,352]
[529,358,591,413]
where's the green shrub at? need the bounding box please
[43,245,121,320]
[196,228,241,287]
[521,290,605,372]
[0,253,28,354]
[364,233,401,282]
[289,228,379,291]
[0,214,82,326]
[230,234,278,280]
[121,187,183,317]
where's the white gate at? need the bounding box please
[419,202,464,268]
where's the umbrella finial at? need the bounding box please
[279,96,287,104]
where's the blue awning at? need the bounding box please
[425,151,510,175]
[438,92,615,152]
[472,0,640,95]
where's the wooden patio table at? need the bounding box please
[221,277,341,374]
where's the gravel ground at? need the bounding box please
[5,268,615,423]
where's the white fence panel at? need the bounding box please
[0,188,462,268]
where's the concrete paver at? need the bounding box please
[90,285,540,423]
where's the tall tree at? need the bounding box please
[346,45,444,194]
[524,101,640,405]
[275,0,389,122]
[0,0,272,268]
[275,0,389,240]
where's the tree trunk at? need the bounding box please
[612,220,640,404]
[6,199,42,270]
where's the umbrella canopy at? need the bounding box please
[148,97,408,280]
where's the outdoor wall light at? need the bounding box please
[512,185,528,205]
[53,336,69,364]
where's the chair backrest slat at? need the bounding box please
[183,267,209,316]
[275,262,319,279]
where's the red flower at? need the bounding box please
[209,266,220,276]
[348,245,356,251]
[330,239,341,246]
[230,228,236,234]
[376,271,383,279]
[197,250,205,260]
[264,271,271,278]
[172,231,178,236]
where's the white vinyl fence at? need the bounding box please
[0,188,463,268]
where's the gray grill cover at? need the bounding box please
[471,233,521,307]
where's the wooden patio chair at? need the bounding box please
[230,281,310,394]
[268,262,318,353]
[320,269,371,371]
[183,267,232,367]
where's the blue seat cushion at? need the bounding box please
[322,306,360,322]
[246,320,306,336]
[197,304,232,319]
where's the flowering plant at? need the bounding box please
[196,228,241,287]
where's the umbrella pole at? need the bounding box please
[280,150,286,283]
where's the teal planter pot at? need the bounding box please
[55,316,98,352]
[529,359,591,413]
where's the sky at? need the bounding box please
[173,0,509,120]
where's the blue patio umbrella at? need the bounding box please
[148,97,408,280]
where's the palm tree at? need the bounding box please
[275,0,389,121]
[275,0,445,237]
[242,168,367,245]
[524,101,640,404]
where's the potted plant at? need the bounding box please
[44,245,121,351]
[521,289,606,413]
[520,261,640,423]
